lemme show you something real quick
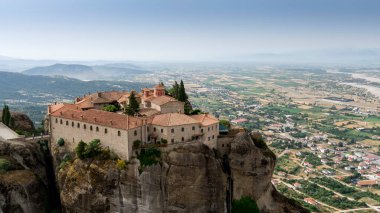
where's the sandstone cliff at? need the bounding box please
[0,139,47,212]
[55,132,307,213]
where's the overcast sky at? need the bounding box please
[0,0,379,61]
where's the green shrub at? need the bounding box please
[83,139,102,158]
[102,104,119,112]
[75,140,87,159]
[116,159,127,170]
[160,138,168,144]
[137,147,161,171]
[232,196,260,213]
[133,140,141,150]
[0,159,10,172]
[57,138,65,146]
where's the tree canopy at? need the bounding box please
[124,92,140,116]
[1,104,14,128]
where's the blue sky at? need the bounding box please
[0,0,379,61]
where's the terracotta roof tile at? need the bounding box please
[190,114,219,126]
[50,104,144,130]
[152,113,199,126]
[150,96,178,106]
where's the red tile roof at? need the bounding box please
[50,104,144,130]
[152,113,199,126]
[190,114,219,126]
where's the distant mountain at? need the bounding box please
[0,71,151,123]
[23,63,151,80]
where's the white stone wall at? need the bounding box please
[50,116,136,160]
[151,123,201,144]
[201,123,219,145]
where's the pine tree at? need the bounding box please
[125,92,140,116]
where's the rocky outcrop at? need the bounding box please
[57,143,226,213]
[0,111,35,132]
[0,139,47,212]
[55,132,306,213]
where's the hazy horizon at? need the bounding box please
[1,0,380,61]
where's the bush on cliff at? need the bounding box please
[76,140,87,159]
[0,158,10,172]
[232,196,260,213]
[57,138,65,146]
[137,147,161,173]
[75,139,114,160]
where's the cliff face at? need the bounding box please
[55,132,306,213]
[0,139,47,212]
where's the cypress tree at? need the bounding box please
[2,105,11,127]
[170,81,179,99]
[125,92,140,116]
[178,80,187,102]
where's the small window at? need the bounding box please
[227,144,229,147]
[181,127,184,132]
[55,118,58,123]
[222,144,224,147]
[118,131,121,136]
[201,129,204,133]
[77,123,80,128]
[208,127,210,131]
[72,122,74,127]
[83,124,86,129]
[90,126,93,131]
[154,127,156,132]
[181,137,184,142]
[171,129,174,133]
[96,126,99,132]
[105,128,108,134]
[208,137,210,141]
[171,139,174,143]
[66,121,69,126]
[147,127,150,132]
[212,126,214,130]
[161,129,163,133]
[212,135,215,139]
[60,119,62,124]
[134,130,137,136]
[192,126,195,130]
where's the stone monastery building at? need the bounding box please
[48,83,219,160]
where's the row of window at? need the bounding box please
[55,118,138,136]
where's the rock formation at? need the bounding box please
[55,132,307,213]
[0,139,47,212]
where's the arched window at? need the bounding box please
[72,122,74,127]
[77,123,80,128]
[55,118,58,123]
[83,124,86,129]
[60,119,62,124]
[134,130,137,136]
[66,121,69,125]
[192,126,195,131]
[171,138,174,143]
[171,129,174,133]
[118,131,121,136]
[181,127,184,132]
[181,137,184,142]
[208,137,210,141]
[212,135,215,139]
[154,127,156,132]
[105,128,108,134]
[208,127,210,131]
[90,126,93,131]
[96,126,99,132]
[201,129,204,133]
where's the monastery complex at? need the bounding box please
[47,83,219,159]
